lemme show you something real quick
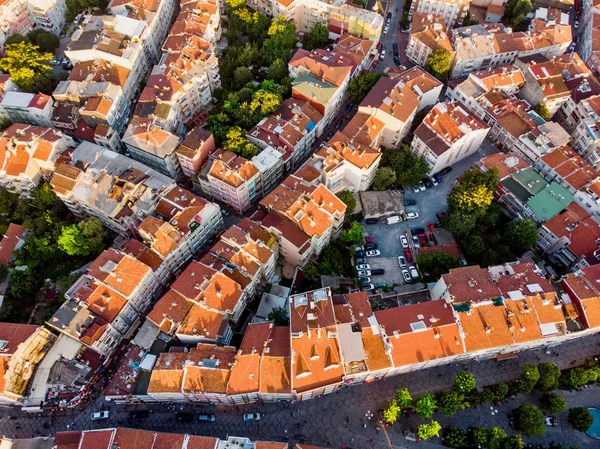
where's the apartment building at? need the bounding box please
[0,92,54,128]
[175,127,217,180]
[477,152,530,180]
[23,0,66,35]
[0,324,56,404]
[556,94,600,168]
[303,135,382,193]
[486,99,539,150]
[0,223,26,266]
[260,174,346,257]
[52,59,131,152]
[334,33,377,71]
[414,0,470,29]
[512,121,570,163]
[247,98,324,169]
[580,1,600,73]
[390,66,444,111]
[47,247,164,357]
[289,49,355,127]
[0,124,70,198]
[406,13,454,67]
[50,141,176,235]
[0,0,34,51]
[538,202,600,270]
[122,118,182,180]
[562,265,600,329]
[411,102,490,174]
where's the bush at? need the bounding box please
[454,371,476,394]
[394,388,413,408]
[490,382,509,402]
[537,362,561,392]
[415,392,437,419]
[513,404,546,437]
[560,367,591,390]
[383,399,401,424]
[436,391,463,416]
[520,364,540,393]
[418,420,442,440]
[472,427,506,449]
[568,407,594,432]
[539,392,567,413]
[442,426,467,448]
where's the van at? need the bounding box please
[386,215,402,225]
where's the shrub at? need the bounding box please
[454,371,476,394]
[568,407,594,432]
[442,426,467,448]
[513,404,545,437]
[539,392,567,413]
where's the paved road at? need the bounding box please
[376,0,414,72]
[3,332,600,448]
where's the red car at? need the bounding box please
[427,222,435,233]
[365,236,374,244]
[404,248,413,263]
[419,234,428,246]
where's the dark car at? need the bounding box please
[404,248,413,263]
[423,178,433,189]
[440,166,452,176]
[434,221,442,228]
[387,12,392,20]
[371,268,385,275]
[175,412,194,422]
[346,103,354,112]
[392,43,399,56]
[419,234,428,246]
[355,250,366,257]
[365,218,379,225]
[335,119,343,129]
[394,56,401,67]
[325,131,334,141]
[410,227,425,234]
[365,243,378,250]
[404,198,416,206]
[433,173,443,183]
[436,211,446,220]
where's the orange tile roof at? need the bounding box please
[226,353,260,394]
[147,290,193,334]
[478,153,529,180]
[361,76,420,123]
[334,33,374,66]
[539,145,598,190]
[0,223,26,265]
[112,428,155,448]
[177,304,225,340]
[289,49,355,87]
[443,265,502,303]
[183,364,231,394]
[290,288,336,333]
[187,435,218,449]
[208,150,259,188]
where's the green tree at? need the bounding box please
[539,392,567,414]
[560,367,591,390]
[425,48,453,81]
[0,42,53,93]
[504,219,538,254]
[501,435,523,449]
[448,168,499,217]
[490,382,509,402]
[537,362,561,392]
[268,306,289,325]
[454,371,476,394]
[383,399,401,424]
[78,217,107,256]
[380,147,429,187]
[66,0,108,22]
[249,89,282,119]
[302,261,319,280]
[520,363,540,393]
[443,427,468,448]
[233,66,253,90]
[0,264,8,282]
[0,189,18,215]
[568,407,594,432]
[268,58,288,83]
[436,392,463,417]
[418,421,442,440]
[58,224,90,256]
[372,167,396,191]
[5,34,29,46]
[27,30,60,52]
[513,404,546,437]
[462,10,480,26]
[340,222,364,245]
[348,72,386,104]
[504,0,532,28]
[223,127,259,159]
[415,392,437,419]
[417,251,461,280]
[394,388,413,408]
[302,23,329,50]
[337,190,356,215]
[206,112,231,146]
[262,17,296,65]
[30,183,59,209]
[473,427,506,449]
[535,102,551,120]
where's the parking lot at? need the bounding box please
[360,143,497,290]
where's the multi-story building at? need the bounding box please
[390,66,444,111]
[260,174,346,257]
[22,0,66,35]
[0,124,70,198]
[289,49,355,127]
[0,223,26,266]
[562,265,600,329]
[175,127,217,180]
[50,141,176,235]
[0,0,34,52]
[406,13,454,67]
[411,101,490,174]
[512,121,570,163]
[485,99,539,150]
[414,0,470,29]
[578,0,600,73]
[247,98,324,169]
[333,33,377,71]
[556,94,600,168]
[0,91,54,128]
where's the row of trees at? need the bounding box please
[443,426,523,449]
[372,147,430,191]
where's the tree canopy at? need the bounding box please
[503,0,533,29]
[337,190,356,215]
[415,392,437,419]
[539,393,567,414]
[302,23,329,51]
[66,0,108,22]
[417,251,461,281]
[383,399,401,424]
[222,126,259,159]
[0,42,53,93]
[504,219,538,254]
[418,421,441,440]
[537,362,561,392]
[381,147,430,188]
[372,167,397,191]
[425,48,453,81]
[513,404,546,437]
[568,407,594,432]
[454,371,476,394]
[348,72,386,104]
[340,222,364,245]
[535,102,551,120]
[443,427,468,448]
[267,307,289,326]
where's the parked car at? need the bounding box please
[384,26,389,34]
[365,218,379,225]
[356,264,370,270]
[358,276,371,283]
[199,414,216,422]
[430,176,438,187]
[346,103,354,112]
[412,235,420,248]
[371,268,385,275]
[375,281,388,288]
[427,222,435,233]
[175,412,194,422]
[423,178,433,189]
[394,56,401,66]
[357,270,371,276]
[404,198,416,206]
[91,411,109,421]
[221,208,229,216]
[419,234,428,246]
[412,185,421,194]
[335,119,343,129]
[387,12,392,20]
[400,235,409,248]
[365,243,378,250]
[355,250,366,258]
[440,167,452,175]
[365,236,374,244]
[356,257,367,264]
[402,269,412,283]
[404,248,413,263]
[386,215,402,225]
[411,227,425,234]
[545,415,558,426]
[325,131,334,141]
[398,255,407,267]
[433,173,443,183]
[417,182,426,191]
[355,245,364,251]
[392,42,398,52]
[405,211,419,220]
[574,20,580,28]
[362,283,375,291]
[379,49,386,60]
[366,250,380,257]
[409,266,419,279]
[243,413,261,421]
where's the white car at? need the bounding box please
[402,269,412,283]
[574,20,580,28]
[418,182,426,192]
[430,177,438,187]
[412,235,420,248]
[383,26,389,34]
[362,283,375,291]
[355,245,364,251]
[243,413,261,421]
[409,266,419,279]
[357,270,372,276]
[412,185,421,194]
[356,264,370,270]
[405,212,419,220]
[91,411,109,420]
[400,235,409,248]
[366,250,380,257]
[397,255,407,268]
[380,49,386,60]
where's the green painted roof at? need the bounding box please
[292,74,338,105]
[502,168,548,202]
[527,182,573,222]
